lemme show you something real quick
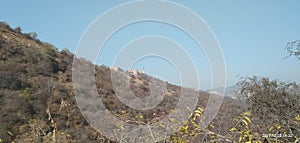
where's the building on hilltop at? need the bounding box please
[141,67,145,74]
[110,66,144,75]
[128,68,145,75]
[129,69,138,75]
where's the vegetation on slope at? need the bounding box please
[0,21,299,142]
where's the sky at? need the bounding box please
[0,0,300,90]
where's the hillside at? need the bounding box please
[0,22,290,142]
[0,21,247,142]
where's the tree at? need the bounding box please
[237,76,299,118]
[236,76,300,142]
[285,40,300,60]
[28,32,37,39]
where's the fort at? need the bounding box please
[129,67,145,75]
[128,69,138,75]
[111,66,145,75]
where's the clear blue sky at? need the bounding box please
[1,0,299,90]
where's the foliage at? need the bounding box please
[236,76,300,120]
[285,40,300,60]
[24,32,38,40]
[235,76,300,142]
[229,111,262,143]
[14,26,22,33]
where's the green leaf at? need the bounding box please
[243,111,251,116]
[194,113,201,117]
[275,124,281,129]
[194,110,202,114]
[230,127,237,132]
[295,114,300,121]
[244,116,252,123]
[7,131,13,136]
[239,136,242,142]
[242,119,248,126]
[269,126,274,132]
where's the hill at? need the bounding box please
[0,21,246,142]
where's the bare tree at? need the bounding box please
[285,40,300,60]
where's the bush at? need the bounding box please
[14,26,22,33]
